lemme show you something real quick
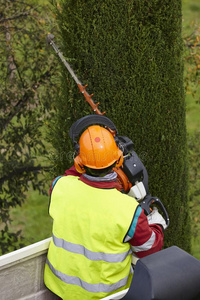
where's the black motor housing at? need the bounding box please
[116,136,149,194]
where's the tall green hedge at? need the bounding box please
[50,0,190,251]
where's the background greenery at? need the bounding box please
[48,0,190,252]
[182,0,200,259]
[0,0,56,253]
[2,0,200,259]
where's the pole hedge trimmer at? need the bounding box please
[47,34,169,228]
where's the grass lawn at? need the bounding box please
[192,236,200,259]
[10,189,52,246]
[182,0,200,260]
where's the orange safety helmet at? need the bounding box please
[74,125,123,173]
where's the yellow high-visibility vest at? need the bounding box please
[44,175,139,300]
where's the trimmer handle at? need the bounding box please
[140,195,170,229]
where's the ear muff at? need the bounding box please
[73,141,84,173]
[74,155,86,173]
[115,151,124,168]
[75,153,123,174]
[74,151,123,174]
[74,142,80,155]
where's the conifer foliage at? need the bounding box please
[51,0,190,251]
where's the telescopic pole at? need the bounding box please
[47,34,105,115]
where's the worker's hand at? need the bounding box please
[147,207,167,230]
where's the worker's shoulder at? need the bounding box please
[111,188,139,205]
[52,174,79,186]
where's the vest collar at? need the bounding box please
[65,165,122,190]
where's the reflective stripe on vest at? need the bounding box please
[52,233,132,263]
[46,257,134,294]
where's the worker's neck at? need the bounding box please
[82,171,117,182]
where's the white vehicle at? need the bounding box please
[0,238,200,300]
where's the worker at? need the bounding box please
[44,124,167,300]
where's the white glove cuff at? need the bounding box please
[147,207,167,230]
